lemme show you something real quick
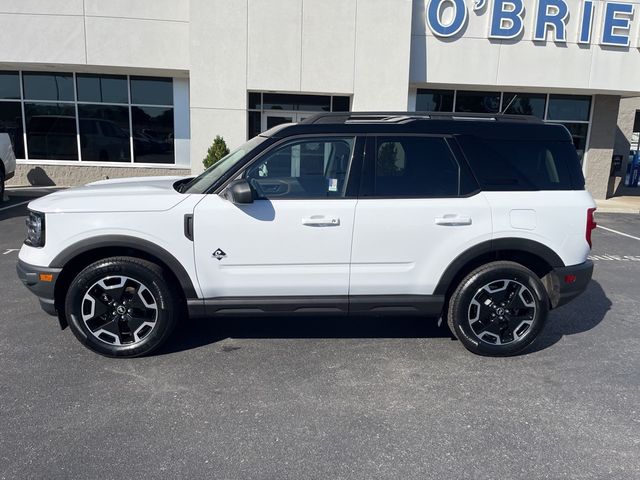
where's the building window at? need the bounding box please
[413,88,592,163]
[0,71,24,158]
[546,95,591,161]
[455,91,501,113]
[502,93,546,119]
[416,89,454,112]
[0,70,177,164]
[247,92,352,139]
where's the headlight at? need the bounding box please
[25,210,45,248]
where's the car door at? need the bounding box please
[192,135,362,304]
[349,135,492,307]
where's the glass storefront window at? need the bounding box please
[130,76,173,105]
[77,74,128,104]
[23,72,74,101]
[331,96,351,112]
[262,93,331,112]
[455,91,500,113]
[0,72,20,100]
[502,93,546,118]
[0,70,178,163]
[247,92,352,139]
[416,89,454,112]
[131,106,174,164]
[556,122,589,161]
[24,103,78,160]
[547,95,591,121]
[0,101,24,158]
[78,105,130,162]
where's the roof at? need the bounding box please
[265,111,572,142]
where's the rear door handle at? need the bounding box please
[302,215,340,227]
[435,214,472,226]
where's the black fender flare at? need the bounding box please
[433,238,565,296]
[50,235,198,299]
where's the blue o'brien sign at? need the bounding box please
[426,0,636,47]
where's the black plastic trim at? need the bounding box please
[188,294,444,318]
[349,295,444,316]
[543,260,593,309]
[50,235,198,298]
[184,214,193,241]
[433,238,566,296]
[5,170,14,180]
[16,259,61,316]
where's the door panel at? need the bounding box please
[349,195,492,295]
[192,135,361,299]
[193,195,356,298]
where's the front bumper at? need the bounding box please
[543,260,594,309]
[16,259,61,316]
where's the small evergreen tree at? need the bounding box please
[203,135,230,169]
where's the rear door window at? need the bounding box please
[361,136,460,197]
[457,135,584,191]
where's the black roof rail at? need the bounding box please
[300,111,544,125]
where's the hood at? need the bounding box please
[28,176,191,214]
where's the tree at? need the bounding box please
[203,135,230,169]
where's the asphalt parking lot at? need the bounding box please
[1,189,639,480]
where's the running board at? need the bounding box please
[187,295,444,318]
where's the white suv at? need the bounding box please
[17,113,596,357]
[0,132,16,201]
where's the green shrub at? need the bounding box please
[203,135,230,169]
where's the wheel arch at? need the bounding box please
[51,236,198,322]
[434,238,564,300]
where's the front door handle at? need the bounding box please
[302,215,340,227]
[435,214,472,226]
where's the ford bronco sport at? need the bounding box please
[17,112,596,357]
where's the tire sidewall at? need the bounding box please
[65,259,175,357]
[0,170,5,202]
[451,264,549,356]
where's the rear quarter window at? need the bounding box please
[457,135,585,191]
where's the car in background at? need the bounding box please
[0,132,16,202]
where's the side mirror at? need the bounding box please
[225,179,254,204]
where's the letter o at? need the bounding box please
[427,0,468,37]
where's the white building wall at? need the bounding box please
[189,0,413,173]
[410,0,640,94]
[0,0,189,70]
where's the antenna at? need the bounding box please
[500,94,518,114]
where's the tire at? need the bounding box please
[447,261,549,357]
[65,256,179,357]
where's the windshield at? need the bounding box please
[183,135,268,194]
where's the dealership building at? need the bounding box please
[2,0,640,198]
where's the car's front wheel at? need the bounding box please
[447,261,549,356]
[65,256,179,357]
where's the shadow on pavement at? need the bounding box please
[524,279,611,354]
[158,280,610,356]
[156,314,452,355]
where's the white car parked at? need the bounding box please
[17,112,596,357]
[0,132,16,201]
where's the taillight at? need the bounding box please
[586,208,597,248]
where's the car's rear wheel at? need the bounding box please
[65,256,179,357]
[447,261,549,356]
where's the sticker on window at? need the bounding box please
[328,178,338,192]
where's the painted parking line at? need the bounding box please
[0,200,30,213]
[589,254,640,261]
[597,225,640,242]
[2,249,20,255]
